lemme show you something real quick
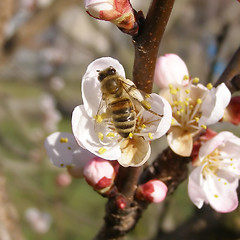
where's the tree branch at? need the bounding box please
[133,0,175,93]
[214,45,240,92]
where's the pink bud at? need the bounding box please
[223,96,240,125]
[115,195,127,210]
[84,0,138,35]
[154,54,189,88]
[136,179,168,203]
[83,157,116,191]
[55,172,72,187]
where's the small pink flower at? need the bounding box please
[136,179,168,203]
[83,157,118,192]
[223,96,240,125]
[84,0,138,34]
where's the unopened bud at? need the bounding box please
[115,195,127,210]
[136,179,168,203]
[84,0,138,35]
[83,157,116,192]
[55,172,72,187]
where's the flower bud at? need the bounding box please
[55,172,72,187]
[154,54,189,88]
[222,96,240,125]
[84,0,138,35]
[136,179,168,203]
[83,157,116,192]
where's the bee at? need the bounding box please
[96,66,162,138]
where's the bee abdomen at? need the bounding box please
[110,98,136,138]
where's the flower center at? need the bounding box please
[169,77,212,133]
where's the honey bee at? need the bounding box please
[96,66,162,138]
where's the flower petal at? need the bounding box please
[154,54,189,88]
[140,94,172,140]
[44,132,93,169]
[118,137,151,167]
[200,83,231,126]
[82,57,125,117]
[167,127,193,156]
[203,173,239,213]
[188,165,206,209]
[72,105,122,160]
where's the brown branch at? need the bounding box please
[133,0,175,93]
[94,1,175,239]
[214,45,240,92]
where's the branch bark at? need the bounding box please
[214,45,240,93]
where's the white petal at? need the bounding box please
[44,132,92,168]
[82,57,125,117]
[141,94,172,141]
[188,165,206,209]
[198,131,239,161]
[72,105,122,160]
[200,83,231,126]
[203,173,239,213]
[118,137,151,167]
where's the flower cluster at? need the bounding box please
[154,54,231,156]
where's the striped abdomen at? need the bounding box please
[110,97,136,138]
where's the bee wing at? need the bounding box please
[120,79,162,117]
[94,94,113,140]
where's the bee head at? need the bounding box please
[97,66,116,82]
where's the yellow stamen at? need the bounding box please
[141,100,151,110]
[193,77,199,84]
[128,132,133,138]
[95,114,103,123]
[98,132,104,141]
[214,194,219,198]
[170,88,178,95]
[177,110,181,115]
[194,117,199,123]
[98,147,107,155]
[107,132,115,137]
[169,84,173,89]
[145,94,150,98]
[68,147,71,150]
[60,137,68,143]
[171,118,176,125]
[206,83,213,90]
[183,75,189,80]
[201,124,207,129]
[141,124,146,129]
[197,98,202,104]
[185,89,190,94]
[148,132,153,140]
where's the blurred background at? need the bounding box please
[0,0,240,239]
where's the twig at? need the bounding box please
[214,45,240,93]
[133,0,175,93]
